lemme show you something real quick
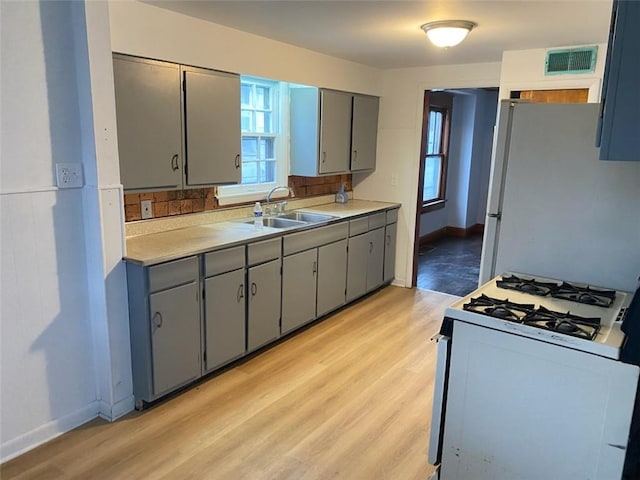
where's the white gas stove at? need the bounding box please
[429,273,640,480]
[444,272,631,359]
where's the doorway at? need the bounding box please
[412,87,499,297]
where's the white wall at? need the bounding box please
[499,44,607,101]
[0,0,131,462]
[108,1,381,95]
[353,63,502,287]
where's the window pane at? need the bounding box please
[423,155,442,201]
[242,162,258,184]
[242,137,258,160]
[241,110,252,132]
[260,161,276,183]
[241,84,252,107]
[254,111,272,133]
[427,110,444,154]
[259,138,275,160]
[255,86,270,109]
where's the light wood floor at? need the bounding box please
[2,286,455,480]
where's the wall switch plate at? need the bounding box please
[141,200,153,219]
[55,163,83,188]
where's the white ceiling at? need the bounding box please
[144,0,613,69]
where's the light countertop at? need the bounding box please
[125,199,400,266]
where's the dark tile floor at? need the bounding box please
[416,234,483,297]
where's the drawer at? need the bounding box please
[205,245,245,277]
[386,208,398,225]
[349,217,369,237]
[148,256,198,293]
[368,212,386,230]
[247,237,281,266]
[283,222,349,255]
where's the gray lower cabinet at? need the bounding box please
[204,269,245,371]
[317,239,348,317]
[149,283,201,396]
[247,255,281,351]
[366,227,385,292]
[346,232,369,302]
[383,222,397,284]
[282,249,318,334]
[127,256,201,406]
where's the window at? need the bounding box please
[420,94,451,211]
[217,76,288,205]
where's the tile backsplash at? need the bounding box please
[123,174,351,222]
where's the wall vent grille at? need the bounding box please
[545,47,598,75]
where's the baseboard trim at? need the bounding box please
[98,395,135,422]
[420,224,484,245]
[1,401,100,463]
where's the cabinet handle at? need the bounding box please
[250,282,257,297]
[386,235,391,246]
[171,154,179,171]
[312,261,317,276]
[152,311,163,329]
[322,151,327,164]
[369,241,373,254]
[237,284,244,303]
[234,154,240,169]
[353,150,358,162]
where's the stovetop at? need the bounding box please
[445,272,631,359]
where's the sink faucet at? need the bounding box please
[265,185,294,215]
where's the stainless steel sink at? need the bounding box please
[277,212,336,223]
[242,217,307,229]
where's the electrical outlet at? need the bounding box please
[391,173,399,186]
[55,163,83,188]
[141,200,153,219]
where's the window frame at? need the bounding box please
[216,77,289,206]
[419,96,452,213]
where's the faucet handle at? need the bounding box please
[279,201,287,213]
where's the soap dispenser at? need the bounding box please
[335,183,348,204]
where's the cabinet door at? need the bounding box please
[383,223,397,283]
[597,0,640,161]
[282,249,318,334]
[319,90,352,174]
[366,227,385,292]
[149,282,200,396]
[247,259,281,351]
[346,233,369,302]
[184,69,241,185]
[351,95,379,171]
[317,239,347,317]
[113,56,182,191]
[204,269,245,371]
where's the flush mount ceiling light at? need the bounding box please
[420,20,477,48]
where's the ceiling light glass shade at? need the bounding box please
[420,20,477,48]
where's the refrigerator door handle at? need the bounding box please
[487,212,501,220]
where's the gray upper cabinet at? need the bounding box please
[113,55,182,191]
[350,95,379,172]
[290,87,379,176]
[183,68,241,185]
[319,90,352,174]
[113,54,242,191]
[597,0,640,161]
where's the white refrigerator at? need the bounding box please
[478,101,640,292]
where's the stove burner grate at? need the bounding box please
[496,274,558,296]
[497,275,616,308]
[463,296,602,340]
[551,282,616,308]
